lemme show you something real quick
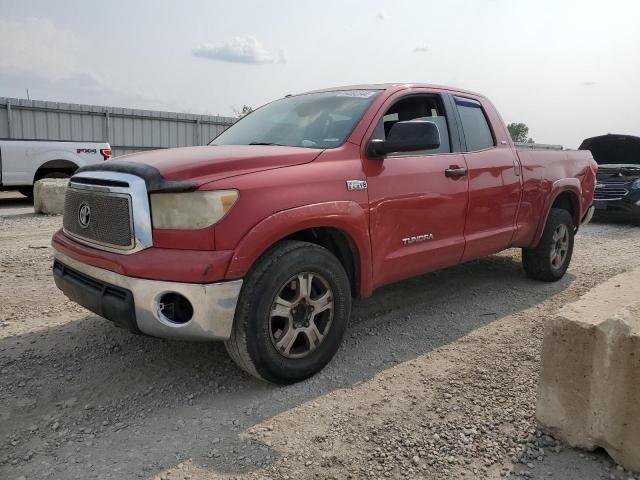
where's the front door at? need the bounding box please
[362,92,470,288]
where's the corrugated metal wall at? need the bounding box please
[0,97,236,157]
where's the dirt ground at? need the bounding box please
[1,213,640,480]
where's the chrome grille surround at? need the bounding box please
[594,184,630,201]
[63,171,153,254]
[595,178,630,186]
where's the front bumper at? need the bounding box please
[581,205,595,226]
[592,191,640,217]
[53,250,243,341]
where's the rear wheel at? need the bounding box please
[21,171,73,199]
[522,208,574,282]
[18,187,33,198]
[21,171,73,198]
[225,240,351,384]
[40,171,71,180]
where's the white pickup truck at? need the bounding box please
[0,140,112,197]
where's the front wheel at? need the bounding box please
[225,241,351,384]
[522,208,575,282]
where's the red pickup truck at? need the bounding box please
[52,84,596,384]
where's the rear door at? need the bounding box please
[362,90,470,288]
[452,96,521,261]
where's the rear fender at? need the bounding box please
[531,179,582,248]
[32,149,81,168]
[225,201,373,297]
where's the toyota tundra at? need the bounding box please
[52,84,597,384]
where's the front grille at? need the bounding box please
[596,178,630,185]
[594,186,629,200]
[63,188,134,248]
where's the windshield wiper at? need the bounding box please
[249,142,283,146]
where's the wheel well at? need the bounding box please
[551,191,580,227]
[284,227,359,297]
[34,160,78,181]
[551,192,580,229]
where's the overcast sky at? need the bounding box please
[1,0,638,148]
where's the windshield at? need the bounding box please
[211,90,382,149]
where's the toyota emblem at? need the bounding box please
[78,203,91,228]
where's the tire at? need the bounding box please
[41,171,71,180]
[18,187,33,198]
[225,240,351,384]
[19,172,71,199]
[522,208,575,282]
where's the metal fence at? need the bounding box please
[0,97,236,157]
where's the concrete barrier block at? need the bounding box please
[537,268,640,471]
[33,179,68,215]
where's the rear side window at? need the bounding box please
[454,96,494,151]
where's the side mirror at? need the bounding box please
[367,120,441,158]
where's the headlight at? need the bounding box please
[632,179,640,190]
[150,190,239,230]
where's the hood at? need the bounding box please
[110,145,324,184]
[579,134,640,169]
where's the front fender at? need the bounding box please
[531,178,582,248]
[225,201,373,297]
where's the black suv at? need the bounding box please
[580,134,640,219]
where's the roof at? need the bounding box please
[296,83,486,99]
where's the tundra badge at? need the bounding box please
[402,234,433,245]
[346,180,368,191]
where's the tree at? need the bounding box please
[507,122,534,144]
[233,105,253,119]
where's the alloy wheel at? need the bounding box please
[269,272,334,359]
[550,224,570,269]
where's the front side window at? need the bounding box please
[371,95,452,155]
[211,90,381,149]
[454,96,495,151]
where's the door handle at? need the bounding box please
[445,167,468,178]
[513,158,521,176]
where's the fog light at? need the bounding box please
[158,292,193,324]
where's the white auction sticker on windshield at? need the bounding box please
[335,90,379,98]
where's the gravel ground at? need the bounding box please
[0,191,34,217]
[1,214,639,480]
